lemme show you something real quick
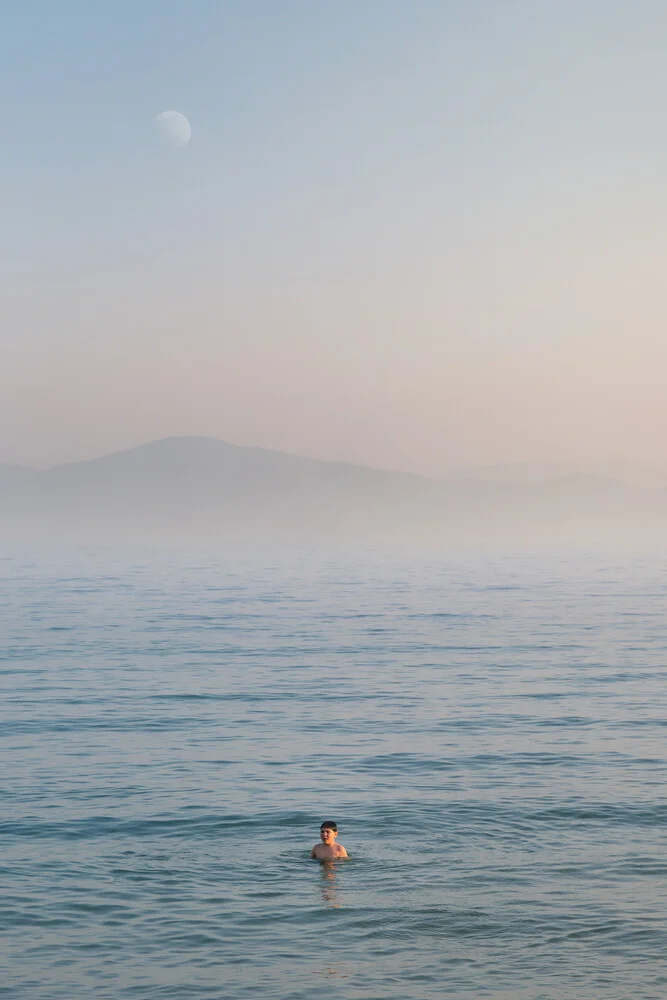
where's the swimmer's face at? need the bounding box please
[320,826,338,845]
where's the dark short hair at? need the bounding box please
[320,820,338,831]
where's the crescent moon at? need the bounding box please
[155,110,192,148]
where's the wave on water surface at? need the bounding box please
[2,546,667,999]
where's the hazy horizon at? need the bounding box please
[2,434,666,548]
[4,1,667,477]
[4,432,667,489]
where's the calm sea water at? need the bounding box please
[2,543,667,1000]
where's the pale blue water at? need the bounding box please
[2,544,667,1000]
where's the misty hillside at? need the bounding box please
[1,437,665,543]
[0,463,40,485]
[463,460,667,489]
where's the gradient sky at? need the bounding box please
[3,0,667,474]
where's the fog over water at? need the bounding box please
[2,436,667,546]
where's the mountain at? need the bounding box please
[461,459,667,489]
[1,437,665,543]
[0,462,39,484]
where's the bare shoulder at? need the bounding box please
[335,844,349,858]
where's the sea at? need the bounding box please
[2,543,667,1000]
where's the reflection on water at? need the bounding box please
[312,864,350,987]
[317,859,343,908]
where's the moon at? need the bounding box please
[155,110,191,148]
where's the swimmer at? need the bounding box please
[311,820,348,860]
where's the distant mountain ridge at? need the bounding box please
[0,461,39,480]
[1,436,665,543]
[462,459,667,489]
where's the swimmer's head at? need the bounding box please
[320,821,338,844]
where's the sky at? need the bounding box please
[3,0,667,476]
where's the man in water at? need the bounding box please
[311,820,348,860]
